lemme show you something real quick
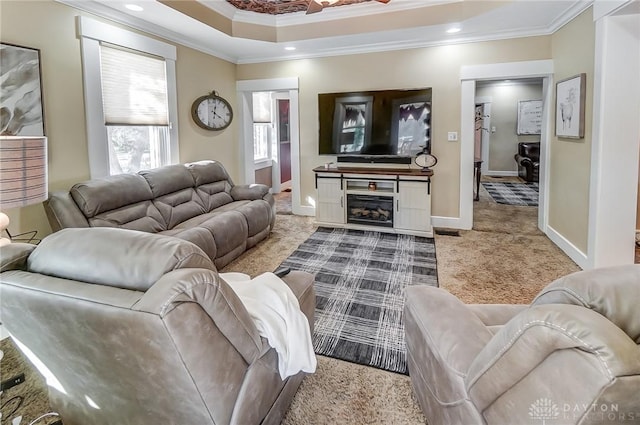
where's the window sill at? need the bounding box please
[254,159,273,169]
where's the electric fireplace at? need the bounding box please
[346,194,394,228]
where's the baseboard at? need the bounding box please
[484,171,519,177]
[546,225,588,269]
[431,216,469,230]
[293,205,316,216]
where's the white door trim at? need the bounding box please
[236,78,308,215]
[587,9,640,268]
[460,60,554,232]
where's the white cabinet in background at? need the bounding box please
[315,176,344,224]
[395,181,431,233]
[314,167,433,237]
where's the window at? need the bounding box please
[79,17,179,178]
[252,92,273,163]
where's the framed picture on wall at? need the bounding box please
[517,99,543,135]
[0,42,45,136]
[555,73,586,139]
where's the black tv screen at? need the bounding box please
[318,88,432,157]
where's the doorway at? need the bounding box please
[460,60,553,232]
[472,79,543,231]
[236,78,303,214]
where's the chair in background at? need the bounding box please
[514,141,540,182]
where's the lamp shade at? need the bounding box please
[0,136,48,209]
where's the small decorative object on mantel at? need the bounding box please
[414,147,437,172]
[368,182,377,191]
[191,90,233,131]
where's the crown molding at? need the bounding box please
[237,26,556,64]
[54,0,592,66]
[547,0,594,32]
[54,0,238,62]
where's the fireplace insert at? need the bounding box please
[347,194,394,228]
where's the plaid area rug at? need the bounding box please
[482,181,539,206]
[278,227,437,374]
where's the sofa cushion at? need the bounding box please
[89,200,167,232]
[188,161,235,212]
[71,174,152,218]
[163,227,218,261]
[235,200,272,238]
[172,201,251,230]
[27,228,215,292]
[187,160,232,186]
[198,211,248,267]
[153,188,207,229]
[139,164,196,197]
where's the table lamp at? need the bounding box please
[0,136,48,244]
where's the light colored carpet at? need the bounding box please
[229,188,580,424]
[0,187,580,425]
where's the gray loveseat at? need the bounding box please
[45,161,275,268]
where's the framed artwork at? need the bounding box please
[0,43,45,136]
[517,99,543,135]
[555,73,586,139]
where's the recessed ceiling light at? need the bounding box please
[285,46,296,51]
[125,4,144,12]
[446,26,461,34]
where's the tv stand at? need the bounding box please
[313,166,433,237]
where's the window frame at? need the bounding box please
[78,16,179,178]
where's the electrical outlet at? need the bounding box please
[447,132,458,141]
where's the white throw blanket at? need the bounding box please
[220,272,317,380]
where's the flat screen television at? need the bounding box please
[318,88,432,161]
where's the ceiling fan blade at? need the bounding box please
[306,0,324,14]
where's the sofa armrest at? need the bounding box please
[281,271,315,333]
[136,268,262,365]
[44,191,90,231]
[405,286,494,377]
[0,243,36,272]
[230,184,270,201]
[514,155,534,167]
[466,304,640,413]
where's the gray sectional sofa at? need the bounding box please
[45,160,275,268]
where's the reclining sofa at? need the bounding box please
[404,265,640,425]
[45,161,274,268]
[0,228,316,425]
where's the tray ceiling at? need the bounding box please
[56,0,592,64]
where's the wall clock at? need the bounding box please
[191,91,233,131]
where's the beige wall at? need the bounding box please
[0,0,238,238]
[237,37,552,218]
[476,82,542,173]
[2,0,596,254]
[549,8,595,253]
